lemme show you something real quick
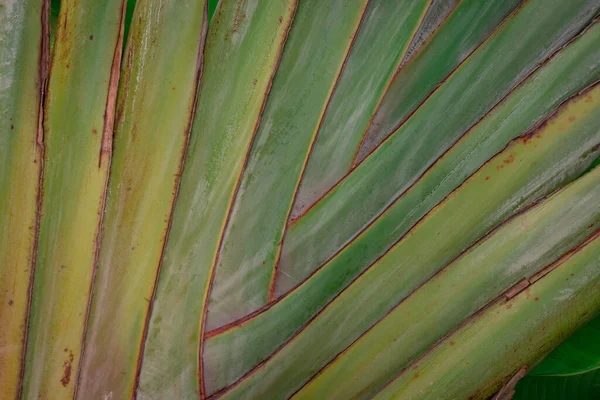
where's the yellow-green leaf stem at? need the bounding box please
[21,0,126,398]
[294,164,600,400]
[76,0,207,399]
[289,0,431,220]
[136,1,298,398]
[374,231,600,400]
[0,0,47,397]
[279,0,600,297]
[206,0,371,333]
[204,22,600,396]
[211,80,600,400]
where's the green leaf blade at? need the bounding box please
[514,369,600,400]
[530,315,600,376]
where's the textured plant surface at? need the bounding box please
[1,0,600,399]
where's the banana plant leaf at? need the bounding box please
[512,314,600,399]
[2,0,600,399]
[514,369,600,399]
[532,314,600,376]
[208,0,219,22]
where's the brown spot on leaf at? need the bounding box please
[450,341,455,346]
[503,154,514,164]
[568,115,576,122]
[92,128,97,135]
[485,176,490,181]
[8,300,13,306]
[60,349,74,387]
[10,124,14,130]
[534,297,539,301]
[89,35,94,40]
[231,1,244,33]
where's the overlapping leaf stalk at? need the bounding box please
[0,0,47,397]
[1,0,600,399]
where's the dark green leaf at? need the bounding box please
[514,369,600,400]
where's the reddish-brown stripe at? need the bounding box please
[16,1,50,398]
[73,1,127,397]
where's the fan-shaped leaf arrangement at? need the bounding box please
[1,0,600,399]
